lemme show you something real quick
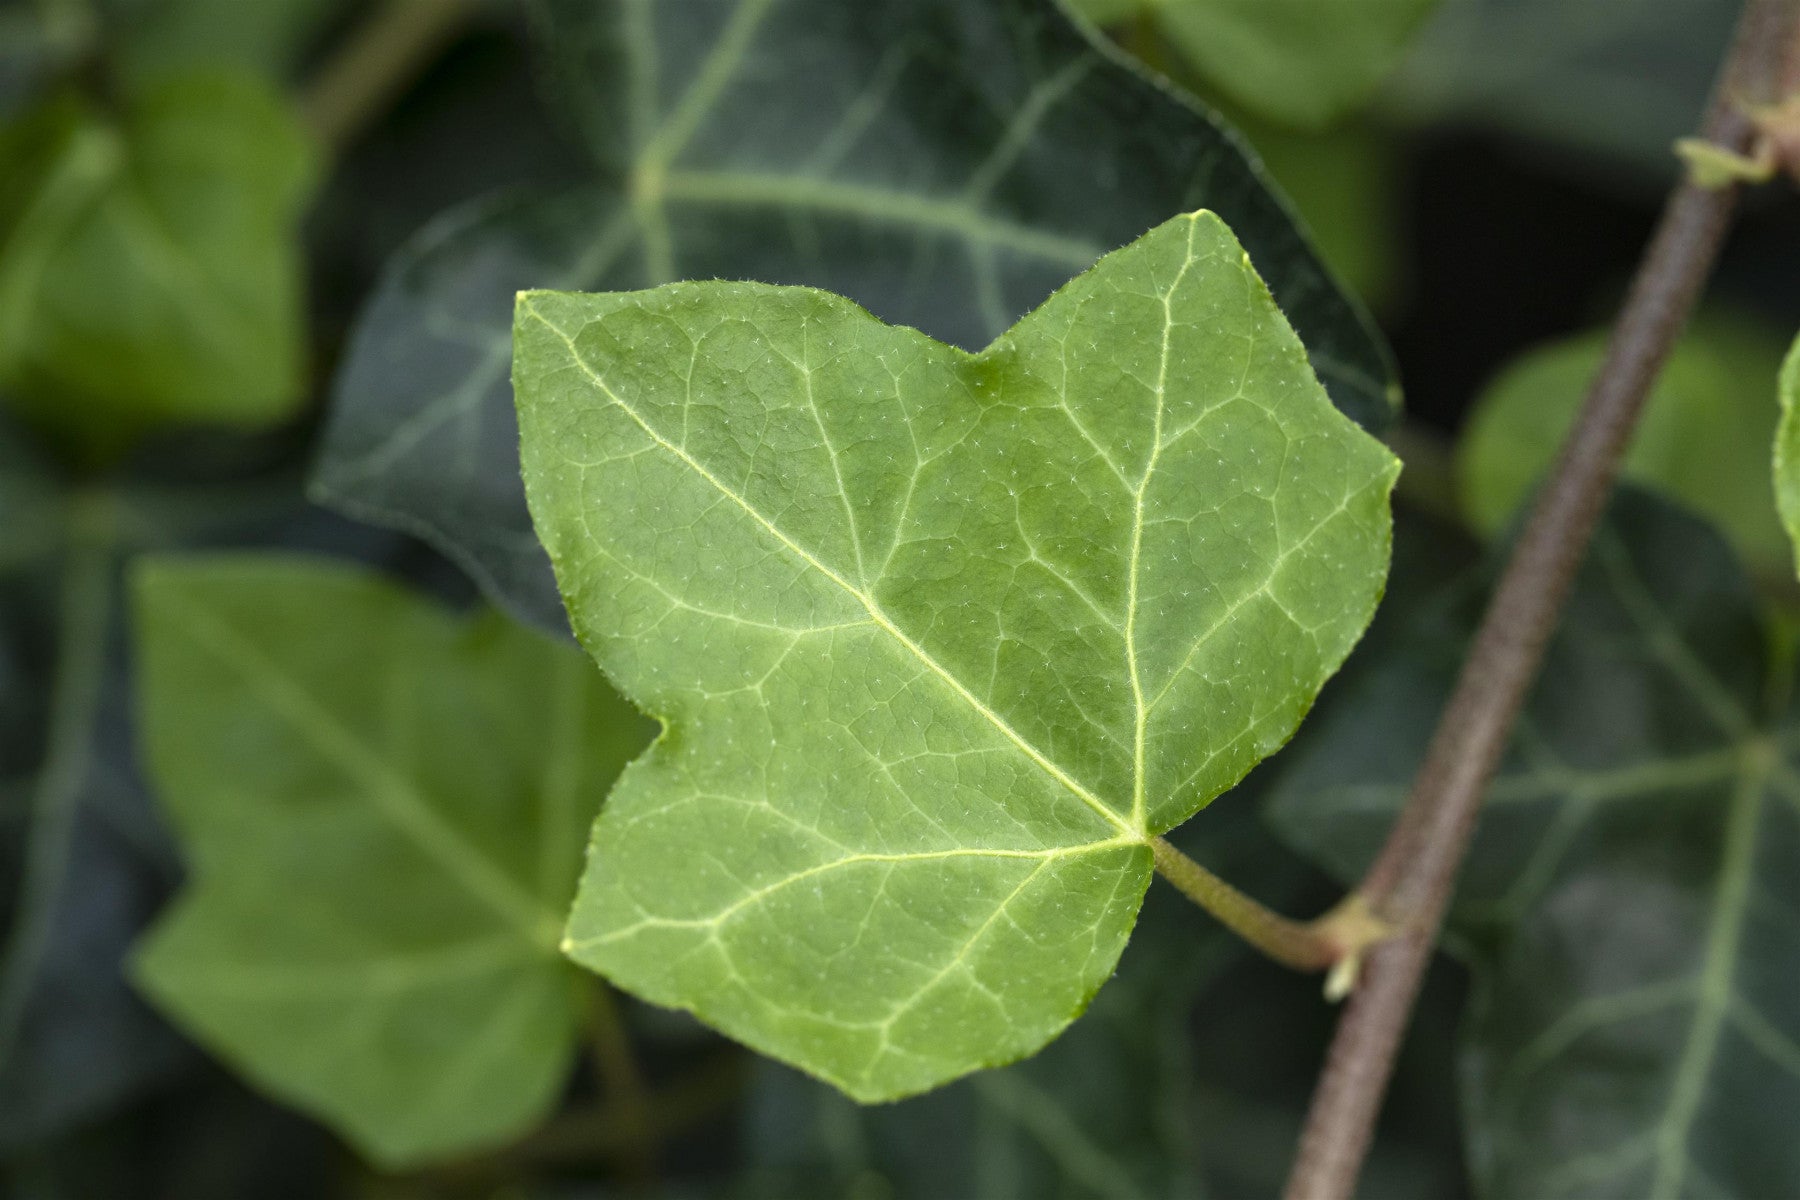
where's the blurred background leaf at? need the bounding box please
[1381,0,1736,184]
[1458,310,1792,584]
[1069,0,1441,132]
[1267,491,1800,1199]
[132,557,655,1167]
[310,0,1399,634]
[0,72,315,462]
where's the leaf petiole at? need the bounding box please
[1150,837,1390,993]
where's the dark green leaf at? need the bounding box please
[131,557,655,1166]
[1385,0,1733,178]
[1070,0,1441,130]
[1267,491,1800,1199]
[0,72,314,460]
[519,213,1397,1098]
[312,0,1399,633]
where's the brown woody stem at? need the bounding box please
[1281,3,1800,1200]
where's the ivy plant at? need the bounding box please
[515,212,1397,1097]
[7,0,1800,1196]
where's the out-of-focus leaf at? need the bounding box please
[1459,313,1790,580]
[131,558,655,1167]
[521,213,1397,1100]
[1224,111,1402,311]
[1268,490,1800,1199]
[0,72,314,460]
[1070,0,1441,130]
[104,0,351,84]
[0,416,459,1152]
[1774,335,1800,577]
[0,421,189,1149]
[1385,0,1734,180]
[313,0,1400,633]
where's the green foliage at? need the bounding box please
[1268,491,1800,1199]
[1775,336,1800,577]
[0,427,185,1147]
[1385,0,1733,179]
[1071,0,1441,130]
[312,0,1398,633]
[1459,314,1792,580]
[108,0,351,84]
[0,71,314,460]
[131,557,655,1166]
[516,212,1398,1099]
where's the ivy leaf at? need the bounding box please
[1774,334,1800,576]
[1070,0,1441,131]
[312,0,1399,634]
[1267,491,1800,1199]
[733,785,1468,1200]
[1461,313,1790,581]
[517,211,1398,1100]
[130,558,655,1166]
[0,72,314,460]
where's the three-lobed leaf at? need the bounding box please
[0,72,313,459]
[131,557,655,1166]
[313,0,1399,633]
[517,211,1398,1100]
[1267,492,1800,1200]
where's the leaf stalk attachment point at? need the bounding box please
[1150,838,1392,987]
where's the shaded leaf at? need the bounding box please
[0,423,187,1149]
[520,212,1398,1100]
[105,0,352,85]
[1071,0,1440,130]
[1385,0,1734,179]
[0,72,314,460]
[1267,491,1800,1199]
[312,0,1399,633]
[130,557,656,1166]
[1461,313,1791,581]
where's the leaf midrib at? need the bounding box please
[524,300,1141,842]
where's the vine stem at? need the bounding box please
[1282,3,1800,1199]
[300,0,474,155]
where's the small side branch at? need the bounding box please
[1281,4,1800,1200]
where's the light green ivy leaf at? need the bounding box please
[1460,313,1792,582]
[1774,334,1800,577]
[131,558,655,1166]
[518,212,1399,1101]
[1070,0,1441,130]
[1267,491,1800,1199]
[312,0,1399,635]
[0,71,314,460]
